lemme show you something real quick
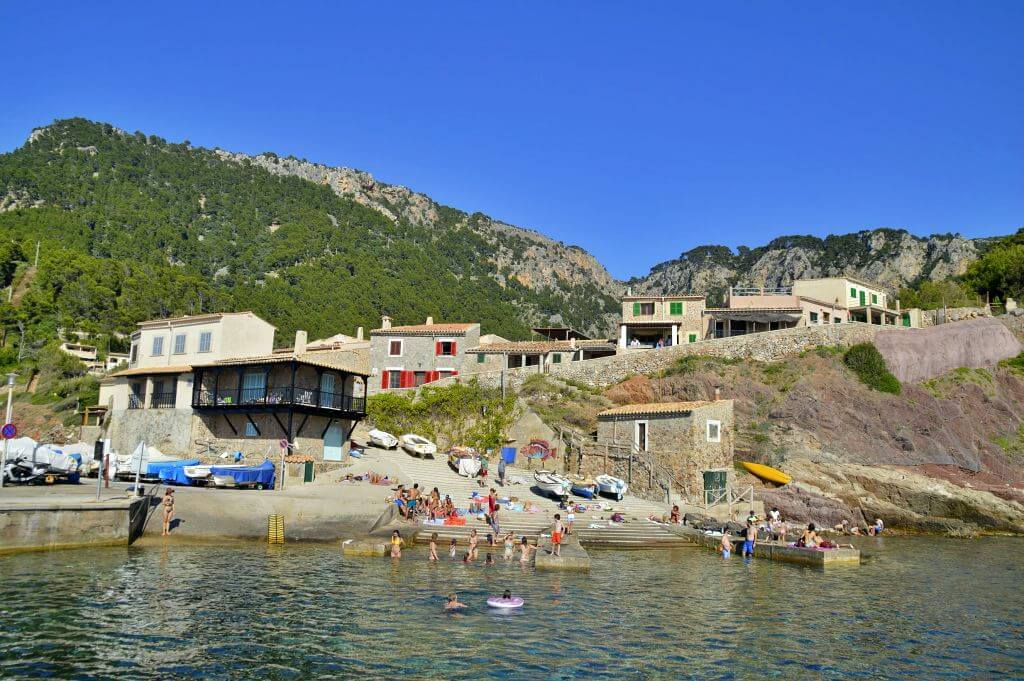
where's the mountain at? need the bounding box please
[0,118,1003,351]
[630,230,991,304]
[0,118,621,345]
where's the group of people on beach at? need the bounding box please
[389,528,540,565]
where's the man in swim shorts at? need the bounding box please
[742,520,756,557]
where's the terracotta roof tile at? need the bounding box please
[370,323,478,336]
[598,401,727,418]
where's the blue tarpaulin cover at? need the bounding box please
[211,459,275,488]
[147,459,201,485]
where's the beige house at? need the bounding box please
[467,327,616,374]
[596,399,735,502]
[97,312,368,463]
[792,277,899,325]
[619,295,707,348]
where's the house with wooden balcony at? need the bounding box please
[96,312,368,463]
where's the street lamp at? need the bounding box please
[0,372,17,489]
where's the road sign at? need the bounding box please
[1,423,15,439]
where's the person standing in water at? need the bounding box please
[449,538,458,559]
[551,513,564,557]
[503,531,515,561]
[742,521,756,557]
[161,488,175,536]
[428,532,439,561]
[720,529,733,558]
[519,536,536,566]
[468,529,479,560]
[390,530,404,558]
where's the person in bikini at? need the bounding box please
[503,531,515,561]
[445,593,466,610]
[468,529,479,560]
[428,532,439,561]
[390,530,405,558]
[519,536,536,565]
[161,488,175,536]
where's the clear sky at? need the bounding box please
[1,2,1021,279]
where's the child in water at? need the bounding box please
[462,552,471,563]
[503,531,515,561]
[428,532,439,561]
[485,553,494,566]
[445,593,466,610]
[449,538,458,559]
[720,529,733,558]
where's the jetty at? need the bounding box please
[669,526,861,568]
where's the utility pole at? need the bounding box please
[0,372,17,489]
[34,241,40,268]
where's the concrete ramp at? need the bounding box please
[875,318,1021,383]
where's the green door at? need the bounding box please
[703,470,728,505]
[859,290,866,306]
[902,313,911,327]
[303,460,315,483]
[688,333,697,343]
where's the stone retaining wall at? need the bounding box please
[445,322,887,390]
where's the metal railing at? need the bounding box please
[150,392,177,409]
[731,286,792,296]
[193,386,366,413]
[128,394,143,410]
[702,484,754,512]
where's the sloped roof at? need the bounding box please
[370,323,478,336]
[193,353,369,376]
[136,311,274,328]
[106,364,192,378]
[598,400,726,418]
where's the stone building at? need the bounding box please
[96,312,368,462]
[596,399,735,501]
[618,294,707,348]
[369,316,480,392]
[466,327,616,375]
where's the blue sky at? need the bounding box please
[1,2,1021,279]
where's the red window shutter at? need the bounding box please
[435,341,442,356]
[381,371,389,389]
[451,370,459,376]
[403,371,414,388]
[451,342,457,355]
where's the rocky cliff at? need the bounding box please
[631,230,987,302]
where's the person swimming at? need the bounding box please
[449,538,458,559]
[485,553,494,566]
[445,593,466,610]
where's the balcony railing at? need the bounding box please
[128,394,143,410]
[192,386,366,414]
[150,392,177,409]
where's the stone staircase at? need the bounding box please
[374,447,691,549]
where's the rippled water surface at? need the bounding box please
[1,537,1021,679]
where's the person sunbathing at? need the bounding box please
[669,505,681,524]
[796,523,820,548]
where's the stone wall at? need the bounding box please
[107,408,194,456]
[449,322,885,391]
[0,497,147,554]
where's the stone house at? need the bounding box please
[96,312,368,462]
[369,316,480,392]
[466,327,616,375]
[618,295,707,348]
[596,399,735,501]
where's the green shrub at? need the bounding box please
[843,343,901,394]
[999,352,1024,375]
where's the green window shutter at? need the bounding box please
[850,287,856,298]
[477,353,485,364]
[552,353,561,364]
[669,302,683,315]
[688,333,697,343]
[632,302,641,316]
[871,293,878,305]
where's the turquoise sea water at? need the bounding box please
[1,537,1021,679]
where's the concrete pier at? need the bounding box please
[0,494,149,554]
[670,526,861,568]
[534,526,590,571]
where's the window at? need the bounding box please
[810,312,819,324]
[669,301,684,315]
[199,331,212,353]
[414,371,428,387]
[706,420,721,443]
[173,333,186,354]
[245,421,258,437]
[688,333,697,343]
[552,353,562,364]
[151,336,164,356]
[437,340,456,356]
[242,371,267,402]
[388,371,402,389]
[129,344,138,364]
[388,339,403,357]
[639,303,655,315]
[476,353,485,364]
[850,286,857,298]
[871,293,878,305]
[834,317,842,324]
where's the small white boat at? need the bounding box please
[400,434,437,459]
[534,470,571,498]
[596,474,629,501]
[182,463,247,483]
[368,429,399,449]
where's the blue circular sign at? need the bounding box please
[1,423,16,439]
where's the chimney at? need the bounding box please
[294,330,308,354]
[356,326,364,341]
[713,386,721,401]
[381,315,392,330]
[570,338,577,350]
[426,316,434,325]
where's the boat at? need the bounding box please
[111,444,179,479]
[1,439,83,484]
[570,479,598,499]
[150,459,202,485]
[182,463,248,484]
[740,461,792,485]
[368,429,399,449]
[210,460,275,490]
[595,474,628,501]
[401,434,437,459]
[534,470,571,498]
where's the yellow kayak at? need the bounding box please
[740,461,792,485]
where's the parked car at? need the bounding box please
[400,434,437,459]
[368,429,399,449]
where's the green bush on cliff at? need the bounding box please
[843,343,901,395]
